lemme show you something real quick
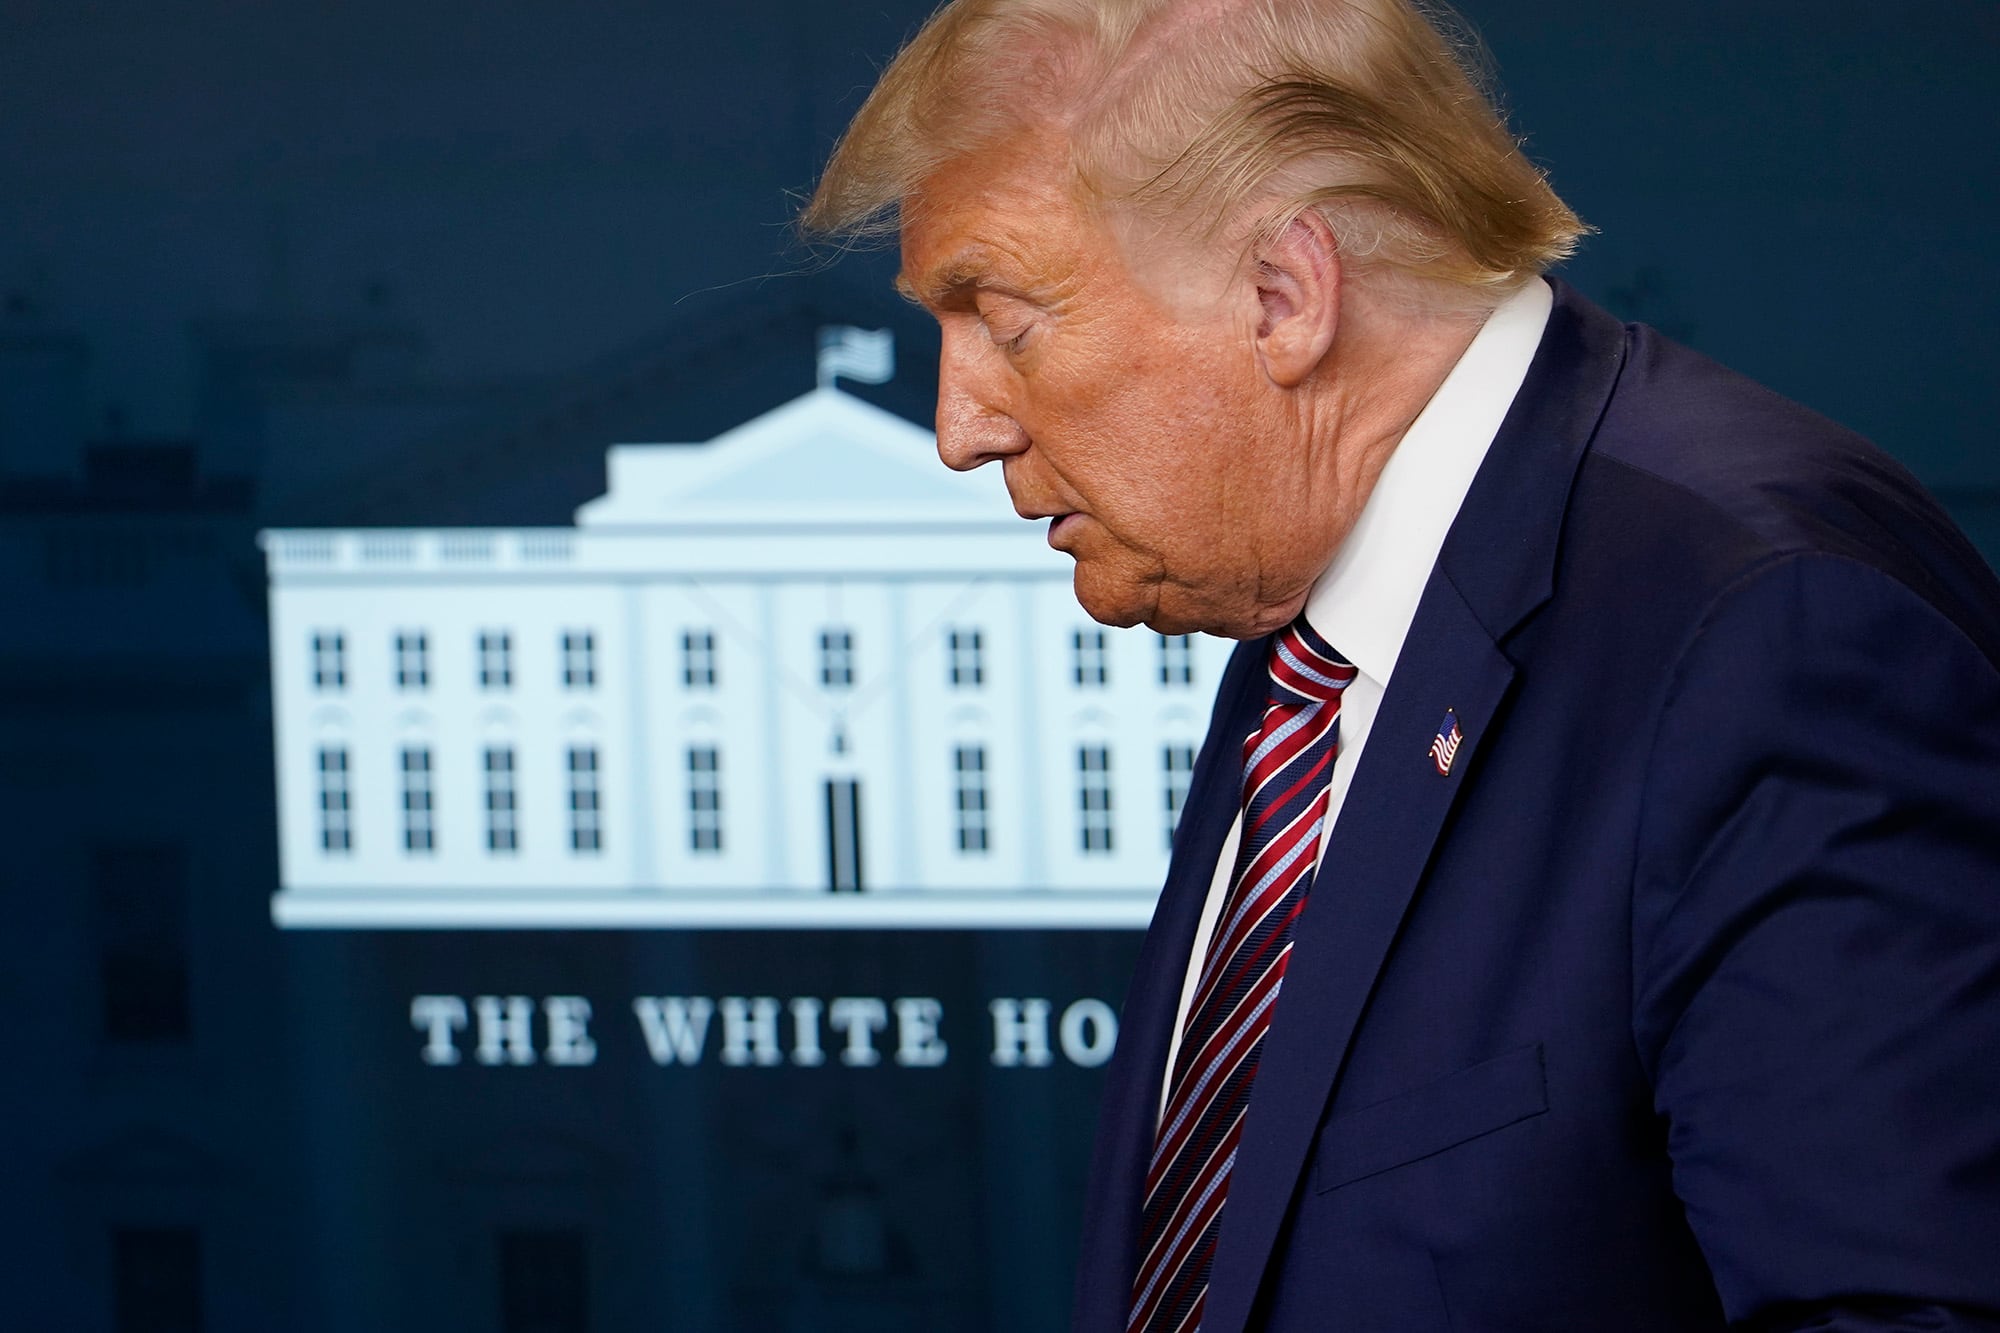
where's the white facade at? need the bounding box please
[263,363,1230,928]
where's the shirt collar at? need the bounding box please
[1302,277,1553,685]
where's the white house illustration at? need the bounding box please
[261,330,1230,929]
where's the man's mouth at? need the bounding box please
[1047,513,1078,547]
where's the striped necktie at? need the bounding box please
[1129,617,1357,1333]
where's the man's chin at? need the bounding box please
[1070,569,1148,630]
[1074,579,1283,641]
[1071,571,1227,637]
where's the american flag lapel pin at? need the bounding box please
[1429,709,1463,776]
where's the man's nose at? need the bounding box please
[934,331,1028,472]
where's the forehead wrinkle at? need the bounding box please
[900,126,1123,317]
[913,221,1068,305]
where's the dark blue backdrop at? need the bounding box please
[3,2,1995,1329]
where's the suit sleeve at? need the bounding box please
[1630,552,2000,1329]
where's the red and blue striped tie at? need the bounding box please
[1129,617,1357,1333]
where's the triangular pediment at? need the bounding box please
[576,386,1013,528]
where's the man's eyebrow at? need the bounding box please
[894,255,993,308]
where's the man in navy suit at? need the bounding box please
[805,0,2000,1326]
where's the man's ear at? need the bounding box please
[1251,211,1341,388]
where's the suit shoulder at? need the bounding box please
[1566,324,2000,660]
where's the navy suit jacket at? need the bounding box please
[1073,283,2000,1331]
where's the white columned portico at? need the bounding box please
[262,333,1232,929]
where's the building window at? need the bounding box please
[567,746,602,853]
[113,1225,202,1333]
[819,628,854,689]
[1163,744,1197,850]
[499,1229,588,1333]
[1079,745,1115,853]
[316,746,352,854]
[400,746,436,854]
[1159,633,1194,686]
[1072,629,1108,687]
[478,631,514,690]
[310,631,346,690]
[682,629,717,688]
[953,745,990,853]
[688,746,723,852]
[561,631,598,689]
[394,630,430,690]
[93,842,190,1045]
[484,747,518,853]
[947,628,985,688]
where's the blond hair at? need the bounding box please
[802,0,1584,298]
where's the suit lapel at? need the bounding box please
[1197,281,1632,1333]
[1201,579,1514,1333]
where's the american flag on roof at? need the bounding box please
[1430,710,1463,776]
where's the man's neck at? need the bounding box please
[1296,288,1492,585]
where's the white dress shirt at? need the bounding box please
[1157,277,1554,1120]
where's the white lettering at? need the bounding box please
[631,996,715,1066]
[827,996,889,1067]
[719,996,784,1067]
[988,998,1054,1068]
[542,995,597,1066]
[413,993,1110,1071]
[410,995,468,1066]
[1059,998,1118,1068]
[475,995,537,1066]
[789,997,826,1067]
[893,997,948,1067]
